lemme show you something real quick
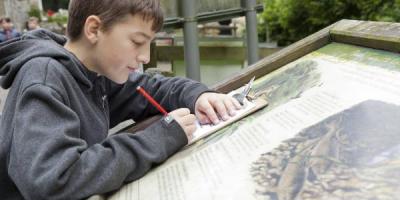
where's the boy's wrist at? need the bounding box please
[159,115,188,149]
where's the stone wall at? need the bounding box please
[0,0,5,18]
[3,0,30,31]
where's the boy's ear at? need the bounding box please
[84,15,102,44]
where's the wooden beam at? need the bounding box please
[330,19,400,53]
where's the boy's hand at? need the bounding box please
[195,92,242,125]
[169,108,197,141]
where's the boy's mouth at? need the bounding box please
[127,66,138,72]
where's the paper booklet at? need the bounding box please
[188,97,268,145]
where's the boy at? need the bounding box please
[0,17,21,43]
[0,0,241,199]
[24,17,41,32]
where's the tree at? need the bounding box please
[259,0,400,46]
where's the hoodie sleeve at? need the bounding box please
[107,73,212,127]
[9,83,188,199]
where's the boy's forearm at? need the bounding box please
[108,74,211,125]
[11,112,186,199]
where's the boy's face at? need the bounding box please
[92,14,155,84]
[1,20,10,30]
[28,20,39,30]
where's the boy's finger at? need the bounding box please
[187,124,197,134]
[200,101,220,124]
[224,98,237,116]
[231,97,242,109]
[185,126,195,140]
[182,114,197,126]
[171,108,190,116]
[197,112,211,124]
[210,98,229,121]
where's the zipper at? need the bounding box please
[101,95,107,109]
[94,77,110,130]
[98,94,109,130]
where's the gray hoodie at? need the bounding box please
[0,29,209,200]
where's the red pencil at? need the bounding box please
[136,86,168,116]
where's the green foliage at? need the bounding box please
[259,0,400,46]
[48,15,68,25]
[47,9,68,26]
[28,5,42,21]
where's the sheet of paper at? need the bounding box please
[189,99,256,144]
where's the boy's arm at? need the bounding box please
[107,74,211,127]
[9,83,188,199]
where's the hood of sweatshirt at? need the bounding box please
[0,29,96,90]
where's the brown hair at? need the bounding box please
[28,16,39,23]
[67,0,164,41]
[0,17,11,23]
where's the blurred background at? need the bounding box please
[1,0,400,111]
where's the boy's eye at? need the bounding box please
[132,40,145,46]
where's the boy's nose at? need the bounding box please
[137,43,152,64]
[137,54,150,65]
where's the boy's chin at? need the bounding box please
[128,72,142,82]
[110,72,143,84]
[109,76,129,84]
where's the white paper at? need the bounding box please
[189,99,256,144]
